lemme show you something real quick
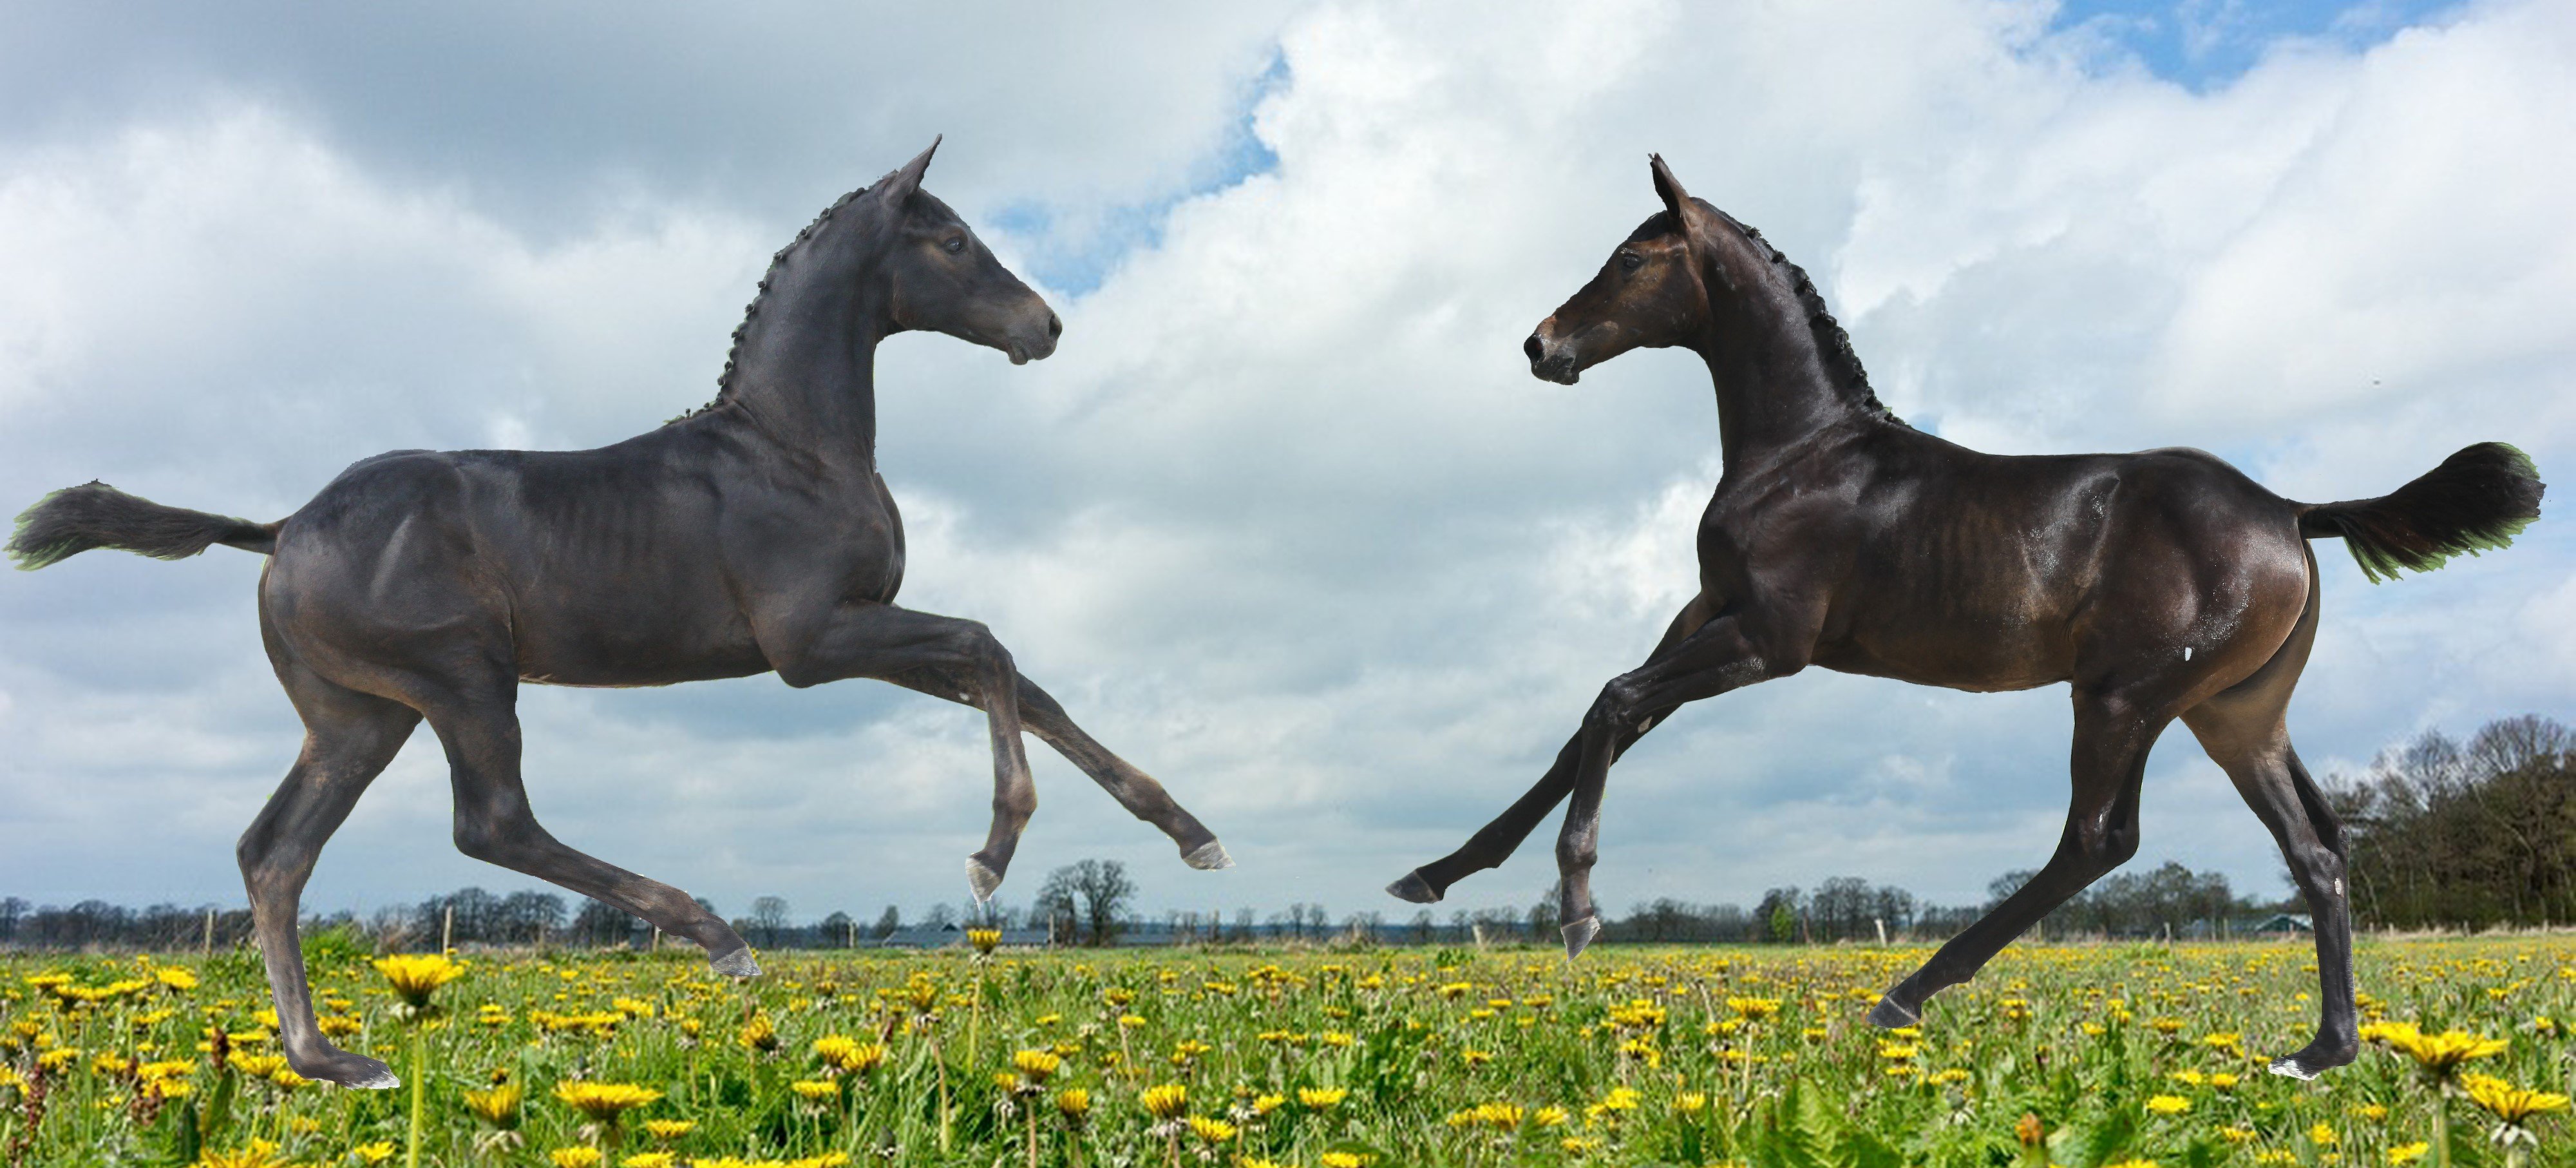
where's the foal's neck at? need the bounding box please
[1693,269,1880,469]
[719,224,893,469]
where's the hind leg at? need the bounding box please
[1873,687,2172,1026]
[410,676,753,974]
[241,667,419,1087]
[2181,629,2353,1073]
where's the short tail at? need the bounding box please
[2296,442,2543,583]
[8,481,278,570]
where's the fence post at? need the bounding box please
[442,906,454,954]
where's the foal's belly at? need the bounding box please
[509,580,773,687]
[1812,628,2074,694]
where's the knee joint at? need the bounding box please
[453,812,540,864]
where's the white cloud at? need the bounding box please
[2,0,2570,925]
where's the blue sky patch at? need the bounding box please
[999,48,1289,296]
[2051,0,2468,88]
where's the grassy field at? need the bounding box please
[3,935,2571,1167]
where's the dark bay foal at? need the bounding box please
[10,140,1229,1088]
[1388,155,2541,1079]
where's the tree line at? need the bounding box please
[7,714,2562,953]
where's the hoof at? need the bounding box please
[1562,914,1600,959]
[2267,1056,2321,1081]
[1183,840,1235,870]
[1866,995,1919,1029]
[965,856,1004,903]
[709,947,761,979]
[294,1051,399,1089]
[1385,868,1443,904]
[2268,1038,2356,1081]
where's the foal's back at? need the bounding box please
[260,425,797,689]
[1804,426,2311,695]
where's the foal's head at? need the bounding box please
[867,139,1061,365]
[1525,155,1753,385]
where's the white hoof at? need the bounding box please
[2267,1056,2320,1081]
[966,856,1003,903]
[1562,914,1601,959]
[710,948,761,978]
[1183,841,1235,870]
[350,1068,401,1091]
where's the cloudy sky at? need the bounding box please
[3,0,2570,931]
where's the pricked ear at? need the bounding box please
[1649,153,1690,221]
[876,135,942,206]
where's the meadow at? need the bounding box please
[3,935,2570,1167]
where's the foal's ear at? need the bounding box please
[876,135,942,207]
[1649,153,1691,222]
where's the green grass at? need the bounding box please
[3,937,2571,1166]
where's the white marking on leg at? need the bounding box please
[2182,646,2193,661]
[2333,877,2342,896]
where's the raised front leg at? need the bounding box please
[884,669,1231,870]
[1390,596,1717,906]
[1871,688,2172,1026]
[1558,611,1785,957]
[762,601,1039,901]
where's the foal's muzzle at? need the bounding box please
[1525,330,1581,385]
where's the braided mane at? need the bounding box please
[665,182,875,425]
[1705,209,1906,428]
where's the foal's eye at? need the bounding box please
[1617,251,1643,272]
[942,236,967,254]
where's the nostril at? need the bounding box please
[1046,312,1063,340]
[1524,335,1546,364]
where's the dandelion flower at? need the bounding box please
[466,1082,524,1128]
[1011,1048,1060,1084]
[1300,1086,1347,1109]
[2145,1095,2192,1116]
[548,1149,602,1168]
[553,1081,665,1123]
[372,955,466,1010]
[1186,1115,1236,1144]
[1140,1082,1188,1119]
[2461,1072,2570,1127]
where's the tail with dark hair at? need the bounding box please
[8,481,278,570]
[2297,443,2544,583]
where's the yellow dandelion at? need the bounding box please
[1319,1154,1368,1168]
[351,1142,395,1166]
[371,955,466,1009]
[2461,1072,2571,1126]
[790,1079,839,1100]
[641,1119,696,1141]
[548,1149,602,1168]
[620,1154,674,1168]
[553,1081,664,1123]
[465,1081,524,1128]
[1140,1082,1188,1119]
[1011,1048,1061,1084]
[968,928,1001,954]
[1300,1086,1347,1109]
[737,1011,779,1053]
[2362,1020,2508,1081]
[2145,1095,2190,1116]
[1186,1115,1236,1144]
[1055,1087,1092,1122]
[2386,1143,2430,1165]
